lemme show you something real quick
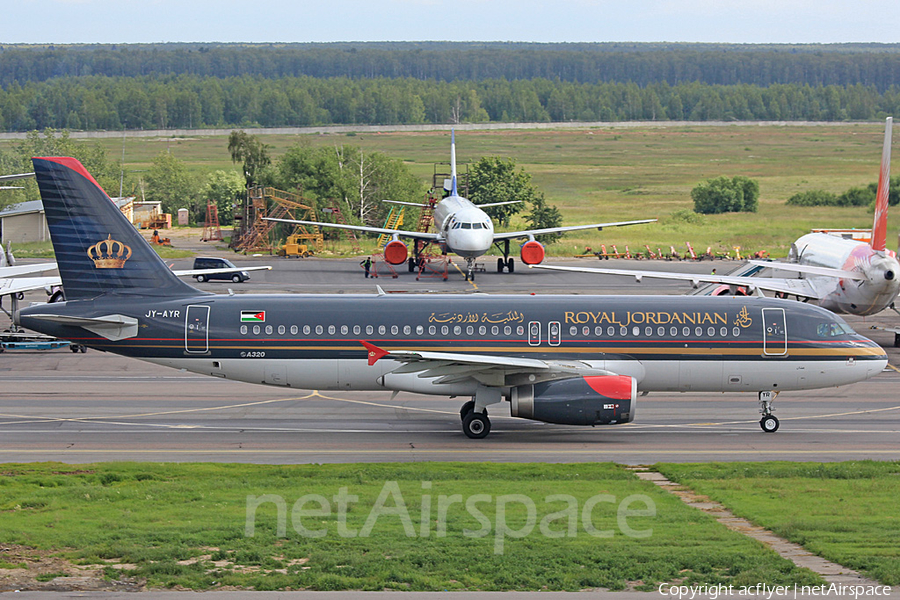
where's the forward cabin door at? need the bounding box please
[185,305,210,354]
[761,308,787,356]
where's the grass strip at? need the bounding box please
[0,461,820,591]
[656,461,900,586]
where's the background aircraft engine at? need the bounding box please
[520,240,545,265]
[510,375,636,425]
[383,240,409,265]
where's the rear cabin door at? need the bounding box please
[185,305,210,354]
[761,308,787,356]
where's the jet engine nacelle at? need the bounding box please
[510,375,636,425]
[520,240,545,265]
[383,240,409,265]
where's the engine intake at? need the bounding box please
[383,240,409,265]
[520,240,545,265]
[510,375,636,425]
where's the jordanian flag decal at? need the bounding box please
[241,310,266,323]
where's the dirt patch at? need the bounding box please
[0,544,144,592]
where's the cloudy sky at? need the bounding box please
[5,0,899,44]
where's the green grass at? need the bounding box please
[0,462,821,591]
[2,123,894,258]
[656,462,900,586]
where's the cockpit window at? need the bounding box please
[472,223,483,229]
[817,322,855,337]
[461,223,472,229]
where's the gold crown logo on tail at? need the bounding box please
[87,234,132,269]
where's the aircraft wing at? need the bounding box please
[529,264,822,299]
[747,260,866,280]
[171,266,272,277]
[361,341,615,386]
[0,263,57,277]
[492,219,657,241]
[265,218,441,242]
[0,276,61,296]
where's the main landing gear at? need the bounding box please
[460,400,491,439]
[496,257,515,273]
[758,390,779,433]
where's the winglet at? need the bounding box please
[450,129,458,197]
[360,340,389,366]
[871,116,892,252]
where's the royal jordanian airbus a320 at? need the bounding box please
[269,131,655,281]
[16,157,888,437]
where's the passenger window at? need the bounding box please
[278,325,285,335]
[454,325,461,335]
[240,325,248,335]
[707,327,715,336]
[491,326,499,335]
[366,325,374,335]
[391,325,399,335]
[505,325,512,335]
[378,325,386,335]
[265,325,273,335]
[403,325,411,335]
[632,326,640,336]
[644,326,652,336]
[607,326,615,336]
[416,325,424,335]
[720,327,728,337]
[683,327,690,337]
[303,325,311,335]
[466,326,474,335]
[569,326,578,336]
[253,325,260,335]
[328,325,335,335]
[316,325,323,335]
[353,325,360,335]
[583,326,590,336]
[695,327,703,337]
[620,326,628,336]
[442,325,449,335]
[657,326,665,336]
[670,326,677,336]
[341,325,348,335]
[732,327,740,337]
[517,325,525,336]
[429,325,436,335]
[479,325,486,335]
[291,325,298,335]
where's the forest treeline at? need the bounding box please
[3,43,900,90]
[3,75,900,132]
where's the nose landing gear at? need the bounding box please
[758,390,779,433]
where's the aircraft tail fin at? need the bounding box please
[450,129,458,197]
[32,157,201,301]
[871,116,892,252]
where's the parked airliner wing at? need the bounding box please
[530,263,820,298]
[264,217,441,242]
[170,266,272,278]
[0,276,62,296]
[0,263,57,277]
[492,218,657,241]
[747,260,867,280]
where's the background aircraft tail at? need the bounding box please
[32,157,200,301]
[871,117,892,252]
[450,129,458,197]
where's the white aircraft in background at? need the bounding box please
[268,131,656,281]
[535,117,900,318]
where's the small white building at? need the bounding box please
[0,200,48,244]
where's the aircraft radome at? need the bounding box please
[16,157,888,438]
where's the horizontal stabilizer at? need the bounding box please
[29,313,139,341]
[0,263,57,277]
[0,276,61,296]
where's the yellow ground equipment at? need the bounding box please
[277,234,311,258]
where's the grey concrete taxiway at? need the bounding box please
[2,258,898,465]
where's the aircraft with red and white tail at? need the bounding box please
[535,118,900,317]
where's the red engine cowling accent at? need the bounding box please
[520,240,545,265]
[510,375,637,426]
[383,240,408,265]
